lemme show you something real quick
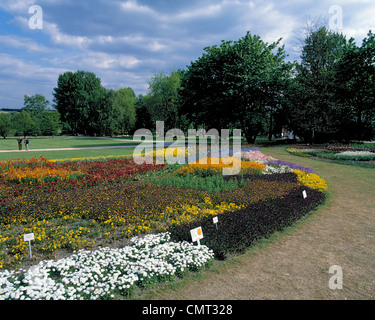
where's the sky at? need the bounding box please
[0,0,375,109]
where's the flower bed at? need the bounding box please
[0,232,214,300]
[287,144,375,167]
[0,150,327,299]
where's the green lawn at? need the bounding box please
[0,136,141,150]
[0,147,137,161]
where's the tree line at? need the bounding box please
[3,23,375,143]
[0,94,60,138]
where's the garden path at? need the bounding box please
[141,146,375,300]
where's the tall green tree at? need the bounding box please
[23,94,50,135]
[112,87,137,135]
[287,26,349,143]
[335,31,375,140]
[147,70,182,131]
[53,71,106,135]
[179,32,292,143]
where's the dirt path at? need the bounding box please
[141,146,375,300]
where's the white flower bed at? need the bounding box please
[337,151,374,156]
[0,232,214,300]
[262,165,292,175]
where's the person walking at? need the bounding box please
[17,137,22,150]
[24,136,29,151]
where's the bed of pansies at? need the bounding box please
[287,144,375,167]
[0,147,328,300]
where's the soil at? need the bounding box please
[139,146,375,300]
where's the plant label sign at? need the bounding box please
[23,233,34,242]
[190,227,203,246]
[213,216,218,230]
[23,233,34,258]
[303,190,307,199]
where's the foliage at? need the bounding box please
[53,71,106,136]
[0,114,12,139]
[179,31,292,143]
[146,70,182,131]
[334,31,375,140]
[285,26,349,143]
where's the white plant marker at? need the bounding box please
[23,233,35,258]
[190,227,203,247]
[213,216,218,230]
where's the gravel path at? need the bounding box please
[141,146,375,300]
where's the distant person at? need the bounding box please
[17,137,22,150]
[24,136,29,151]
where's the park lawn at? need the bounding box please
[0,136,140,151]
[0,147,137,161]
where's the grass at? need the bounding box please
[0,147,137,161]
[0,136,140,150]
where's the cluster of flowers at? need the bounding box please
[234,150,276,162]
[326,144,375,153]
[0,149,328,271]
[169,174,326,260]
[293,169,328,192]
[174,157,265,176]
[265,160,318,174]
[338,151,374,156]
[0,156,165,199]
[0,232,214,300]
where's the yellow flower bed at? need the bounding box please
[164,197,245,228]
[175,157,265,176]
[293,169,328,192]
[144,147,190,158]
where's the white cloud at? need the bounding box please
[43,22,91,49]
[120,0,155,15]
[0,0,36,13]
[0,35,53,53]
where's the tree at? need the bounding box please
[39,111,61,136]
[0,113,12,139]
[286,26,349,143]
[23,94,50,135]
[112,88,137,135]
[335,31,375,140]
[134,94,153,133]
[147,70,182,131]
[12,110,36,136]
[53,71,106,135]
[23,94,49,114]
[179,32,292,143]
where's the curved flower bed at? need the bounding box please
[287,144,375,167]
[0,149,327,299]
